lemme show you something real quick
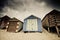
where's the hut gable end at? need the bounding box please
[25,15,40,20]
[1,15,11,21]
[9,18,23,23]
[7,17,23,33]
[42,9,60,22]
[23,15,42,32]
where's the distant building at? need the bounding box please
[23,15,42,33]
[7,18,23,33]
[42,10,60,37]
[0,15,10,29]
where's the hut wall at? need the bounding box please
[23,19,42,32]
[0,21,9,29]
[55,15,60,26]
[42,15,49,27]
[17,22,23,31]
[0,16,10,29]
[48,14,60,27]
[7,22,18,32]
[37,19,42,32]
[7,21,23,32]
[42,14,60,27]
[42,14,58,27]
[23,19,27,31]
[48,14,56,27]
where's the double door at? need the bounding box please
[26,19,38,31]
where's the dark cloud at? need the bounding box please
[45,0,60,8]
[0,0,8,12]
[0,0,24,12]
[0,0,60,12]
[7,0,24,9]
[35,0,60,10]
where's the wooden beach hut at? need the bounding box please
[42,10,60,36]
[7,18,23,33]
[23,15,42,33]
[0,15,10,29]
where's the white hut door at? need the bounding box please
[27,19,38,31]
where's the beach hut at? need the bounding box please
[42,10,60,36]
[0,15,10,29]
[23,15,42,33]
[7,18,23,33]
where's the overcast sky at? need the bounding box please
[0,0,60,21]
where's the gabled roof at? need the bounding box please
[1,15,11,21]
[48,9,60,15]
[24,15,40,20]
[2,15,10,18]
[9,17,23,23]
[9,18,20,21]
[42,9,60,21]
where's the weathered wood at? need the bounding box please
[42,10,60,37]
[7,18,23,33]
[54,15,60,37]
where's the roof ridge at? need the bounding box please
[24,15,40,20]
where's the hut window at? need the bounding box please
[17,22,19,24]
[6,26,8,28]
[16,26,19,28]
[7,22,9,24]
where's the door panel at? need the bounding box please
[26,19,38,31]
[7,22,16,32]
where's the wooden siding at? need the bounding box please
[7,22,18,32]
[0,21,9,29]
[42,15,49,27]
[7,21,23,32]
[42,10,60,37]
[0,15,10,29]
[42,12,60,27]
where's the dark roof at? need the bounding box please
[42,9,60,21]
[9,17,23,23]
[1,15,11,21]
[24,15,41,20]
[48,9,60,15]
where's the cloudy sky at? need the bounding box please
[0,0,60,21]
